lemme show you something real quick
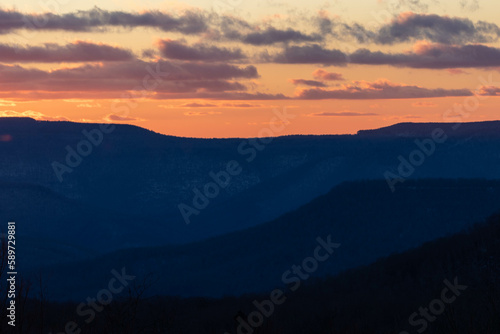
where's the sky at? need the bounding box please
[0,0,500,137]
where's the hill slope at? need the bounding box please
[8,192,500,333]
[32,178,500,300]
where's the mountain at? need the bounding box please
[3,117,500,257]
[4,118,500,272]
[31,178,500,300]
[357,120,500,137]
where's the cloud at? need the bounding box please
[314,11,336,35]
[157,39,245,62]
[184,111,222,116]
[0,61,258,98]
[476,86,500,96]
[0,41,134,63]
[289,79,328,87]
[213,15,253,40]
[105,114,142,121]
[3,7,499,50]
[312,69,344,81]
[221,103,263,108]
[308,11,500,45]
[309,111,378,116]
[0,7,209,35]
[0,110,69,121]
[351,43,500,68]
[339,22,375,43]
[0,100,16,107]
[180,102,218,107]
[460,0,480,11]
[241,27,321,45]
[272,44,347,64]
[295,79,475,99]
[375,12,500,45]
[312,12,500,46]
[153,91,289,100]
[447,68,470,75]
[270,43,500,68]
[158,80,246,93]
[165,102,264,108]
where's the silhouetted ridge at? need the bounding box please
[0,117,38,129]
[357,120,500,137]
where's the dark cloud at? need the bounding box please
[0,41,134,62]
[290,79,327,87]
[350,44,500,68]
[272,44,347,65]
[0,61,258,97]
[3,7,497,48]
[141,49,157,58]
[375,12,500,44]
[210,15,253,41]
[0,7,209,34]
[340,22,375,43]
[0,7,320,46]
[313,12,500,46]
[158,39,245,62]
[174,61,258,80]
[242,27,321,45]
[314,15,335,36]
[296,79,474,99]
[270,43,500,68]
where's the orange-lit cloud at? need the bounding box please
[312,69,345,81]
[184,111,222,116]
[0,110,69,121]
[295,79,477,99]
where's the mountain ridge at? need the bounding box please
[5,117,500,139]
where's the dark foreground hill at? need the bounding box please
[4,198,500,333]
[30,178,500,300]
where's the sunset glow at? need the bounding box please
[1,0,500,137]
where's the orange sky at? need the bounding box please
[1,1,500,137]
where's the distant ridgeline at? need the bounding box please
[2,118,500,299]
